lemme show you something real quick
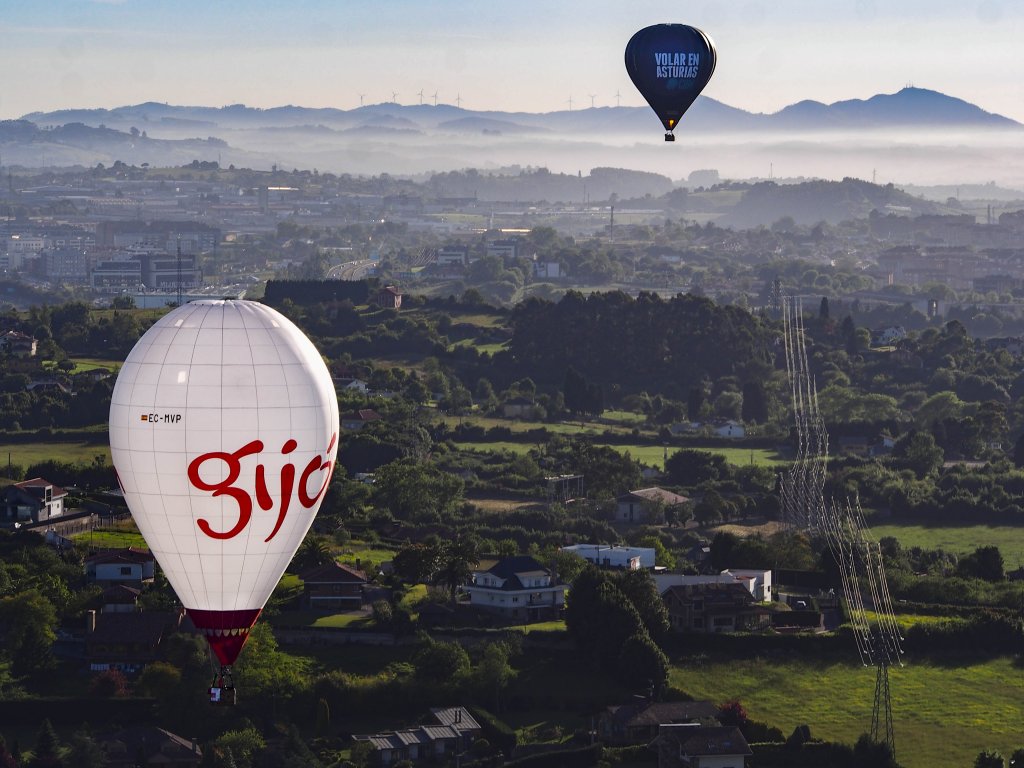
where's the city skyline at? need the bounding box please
[2,0,1023,122]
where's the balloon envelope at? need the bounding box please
[109,300,339,665]
[625,24,717,134]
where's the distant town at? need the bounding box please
[1,156,1023,768]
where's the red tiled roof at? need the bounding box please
[14,477,68,497]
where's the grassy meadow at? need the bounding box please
[671,654,1023,768]
[869,523,1024,568]
[0,441,110,468]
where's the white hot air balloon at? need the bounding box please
[109,300,338,700]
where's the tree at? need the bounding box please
[852,734,898,768]
[475,641,516,712]
[891,430,944,479]
[975,750,1005,768]
[214,728,266,768]
[818,296,830,320]
[88,668,129,697]
[372,458,464,522]
[616,631,668,692]
[437,534,480,603]
[958,546,1004,582]
[687,387,705,422]
[741,380,768,423]
[65,727,106,768]
[392,542,444,585]
[28,719,61,768]
[291,535,334,572]
[413,637,470,685]
[665,449,730,486]
[615,568,670,639]
[316,698,331,737]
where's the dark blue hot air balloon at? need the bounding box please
[625,24,717,141]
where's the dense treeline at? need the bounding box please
[507,290,774,398]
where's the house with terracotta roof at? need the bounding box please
[1,477,68,527]
[466,555,565,623]
[377,285,403,309]
[1,329,37,357]
[341,408,382,431]
[299,561,368,610]
[616,487,689,524]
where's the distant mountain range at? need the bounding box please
[2,88,1022,182]
[18,87,1019,135]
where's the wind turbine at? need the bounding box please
[391,91,399,103]
[417,89,425,105]
[432,91,438,107]
[566,95,573,111]
[455,93,462,108]
[588,94,597,108]
[615,90,621,107]
[359,93,366,107]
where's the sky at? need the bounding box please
[2,0,1023,122]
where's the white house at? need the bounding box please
[466,555,566,622]
[560,544,656,570]
[84,548,156,586]
[1,478,66,526]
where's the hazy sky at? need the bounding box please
[3,0,1023,121]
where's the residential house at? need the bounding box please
[871,325,907,346]
[101,585,142,613]
[299,561,368,610]
[597,700,719,746]
[654,570,771,602]
[560,543,656,570]
[341,408,382,431]
[466,555,566,622]
[98,727,202,768]
[616,488,689,524]
[86,608,183,674]
[352,706,481,766]
[84,548,156,587]
[662,582,771,634]
[377,285,403,309]
[651,724,752,768]
[501,397,534,419]
[1,478,67,527]
[1,329,37,357]
[334,377,369,394]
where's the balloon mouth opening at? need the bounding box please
[187,608,262,666]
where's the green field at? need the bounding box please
[671,654,1023,768]
[77,528,149,549]
[0,441,110,468]
[869,523,1024,568]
